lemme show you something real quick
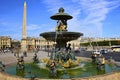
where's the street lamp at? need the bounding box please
[47,41,50,56]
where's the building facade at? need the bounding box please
[25,37,54,51]
[0,36,11,49]
[68,39,81,50]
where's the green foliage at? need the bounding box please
[80,40,120,46]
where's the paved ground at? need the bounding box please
[0,50,120,67]
[0,51,50,66]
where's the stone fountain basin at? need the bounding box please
[5,60,120,79]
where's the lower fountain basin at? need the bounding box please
[5,61,120,79]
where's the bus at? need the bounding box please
[111,45,120,52]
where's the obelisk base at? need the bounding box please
[21,39,27,53]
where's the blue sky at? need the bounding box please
[0,0,120,40]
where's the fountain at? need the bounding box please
[4,8,120,79]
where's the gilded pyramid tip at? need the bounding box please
[24,1,26,6]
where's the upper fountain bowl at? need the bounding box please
[40,31,83,42]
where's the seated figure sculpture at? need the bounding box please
[91,53,97,63]
[16,56,25,70]
[0,61,5,71]
[33,53,39,63]
[64,50,78,67]
[49,59,57,76]
[96,54,105,70]
[56,20,67,31]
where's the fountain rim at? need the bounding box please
[4,57,120,80]
[40,31,83,42]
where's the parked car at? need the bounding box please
[74,49,80,53]
[80,47,87,51]
[113,48,120,52]
[100,49,107,54]
[93,50,101,55]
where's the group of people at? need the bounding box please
[0,49,11,54]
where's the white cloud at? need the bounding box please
[0,20,8,26]
[42,0,64,13]
[27,23,54,37]
[0,22,7,26]
[43,0,120,37]
[78,0,120,37]
[27,24,40,31]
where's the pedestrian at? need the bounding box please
[23,51,27,57]
[14,52,16,56]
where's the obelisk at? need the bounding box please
[21,1,27,52]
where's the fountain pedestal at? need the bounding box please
[40,7,83,70]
